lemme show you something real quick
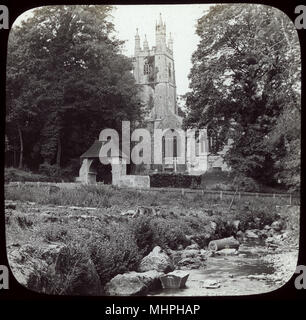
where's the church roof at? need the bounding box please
[80,140,128,159]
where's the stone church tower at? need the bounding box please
[132,14,182,128]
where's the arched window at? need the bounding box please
[162,136,165,159]
[144,62,150,75]
[168,63,172,79]
[173,136,177,158]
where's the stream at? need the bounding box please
[148,241,290,296]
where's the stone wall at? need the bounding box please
[114,175,150,188]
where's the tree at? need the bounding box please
[184,4,301,188]
[6,5,144,173]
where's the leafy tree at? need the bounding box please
[6,5,143,173]
[184,4,300,188]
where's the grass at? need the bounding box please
[5,183,299,295]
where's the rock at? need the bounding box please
[135,206,157,217]
[8,243,102,295]
[208,236,240,251]
[264,225,271,230]
[105,270,162,296]
[236,230,244,239]
[254,217,261,228]
[180,249,200,259]
[121,210,136,216]
[232,220,240,231]
[216,248,238,256]
[160,271,189,289]
[7,243,67,287]
[177,257,201,270]
[200,279,221,289]
[139,246,174,273]
[5,201,17,210]
[271,221,283,232]
[244,230,259,239]
[185,243,200,250]
[209,221,217,233]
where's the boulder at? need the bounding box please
[180,249,200,259]
[177,257,202,270]
[139,246,174,273]
[271,220,283,232]
[8,243,102,295]
[105,270,162,296]
[244,230,259,239]
[200,279,221,289]
[160,271,189,289]
[185,243,200,250]
[208,236,240,251]
[232,220,240,231]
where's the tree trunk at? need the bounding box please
[56,136,61,167]
[18,126,23,169]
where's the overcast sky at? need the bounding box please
[13,4,214,96]
[111,4,213,96]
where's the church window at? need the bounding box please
[162,136,165,158]
[144,62,150,75]
[173,136,177,158]
[168,63,172,79]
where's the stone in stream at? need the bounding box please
[215,248,238,256]
[208,236,240,251]
[200,279,221,289]
[105,270,162,296]
[139,246,174,273]
[160,271,189,289]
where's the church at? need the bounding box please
[131,14,230,175]
[77,14,230,185]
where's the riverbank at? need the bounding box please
[4,184,300,296]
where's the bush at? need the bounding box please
[131,216,155,256]
[150,173,201,188]
[4,167,53,183]
[149,218,189,250]
[89,224,142,287]
[28,243,98,295]
[231,175,261,192]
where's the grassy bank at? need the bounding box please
[5,183,291,295]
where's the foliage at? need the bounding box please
[231,175,260,192]
[150,173,201,188]
[6,5,143,170]
[4,167,56,183]
[89,224,142,287]
[184,4,300,189]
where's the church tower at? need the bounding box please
[132,14,179,122]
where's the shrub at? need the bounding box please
[27,243,99,295]
[38,224,71,242]
[89,224,142,287]
[149,218,189,250]
[4,167,53,183]
[131,216,155,256]
[231,175,260,192]
[150,173,201,188]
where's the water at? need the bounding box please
[148,242,278,296]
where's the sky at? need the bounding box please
[111,4,213,96]
[13,4,214,96]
